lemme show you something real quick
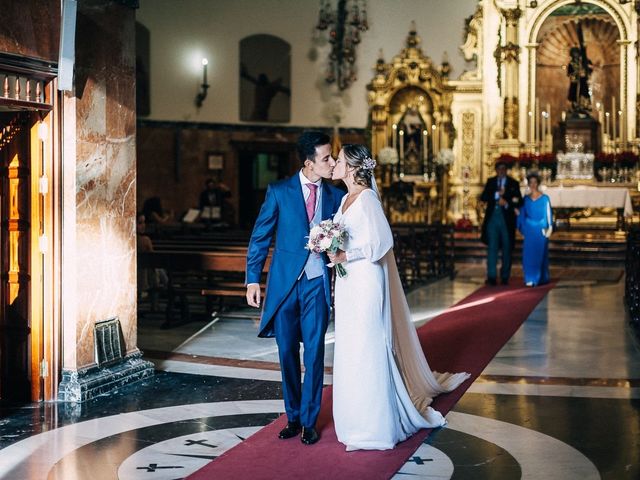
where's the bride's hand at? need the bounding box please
[327,249,347,264]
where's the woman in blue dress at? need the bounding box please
[517,172,552,286]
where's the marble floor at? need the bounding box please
[1,265,639,479]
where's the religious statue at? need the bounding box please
[567,24,593,114]
[240,63,291,122]
[399,108,427,175]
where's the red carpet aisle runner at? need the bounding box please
[188,281,554,480]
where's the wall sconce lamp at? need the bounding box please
[195,58,209,108]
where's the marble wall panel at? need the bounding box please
[65,0,138,369]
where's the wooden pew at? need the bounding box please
[138,250,269,327]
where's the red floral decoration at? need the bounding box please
[496,153,518,166]
[617,151,639,168]
[454,216,474,231]
[538,153,555,165]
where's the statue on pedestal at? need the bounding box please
[567,23,593,115]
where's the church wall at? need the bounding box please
[135,0,478,128]
[136,122,365,225]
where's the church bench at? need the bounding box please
[391,224,455,288]
[138,250,269,327]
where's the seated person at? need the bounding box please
[198,177,231,222]
[142,196,173,224]
[136,212,167,311]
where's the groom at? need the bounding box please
[245,131,344,445]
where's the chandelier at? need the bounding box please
[316,0,369,90]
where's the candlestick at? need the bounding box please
[535,98,540,145]
[546,103,551,150]
[541,111,546,150]
[528,111,533,143]
[202,58,208,84]
[422,130,428,162]
[618,110,623,146]
[431,124,437,156]
[399,130,404,160]
[392,123,397,150]
[612,96,617,149]
[561,111,566,122]
[195,58,210,107]
[605,111,610,138]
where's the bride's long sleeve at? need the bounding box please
[345,191,394,263]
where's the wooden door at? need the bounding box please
[0,112,33,401]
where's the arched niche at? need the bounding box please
[239,34,291,123]
[535,4,620,128]
[521,0,634,146]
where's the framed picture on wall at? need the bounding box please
[207,152,224,170]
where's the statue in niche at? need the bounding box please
[567,23,593,114]
[400,108,426,175]
[241,63,291,122]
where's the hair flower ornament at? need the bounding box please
[362,157,377,170]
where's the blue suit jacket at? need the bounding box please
[246,174,345,338]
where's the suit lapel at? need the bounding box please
[287,174,309,231]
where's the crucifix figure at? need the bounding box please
[567,23,593,114]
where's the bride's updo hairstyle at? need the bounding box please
[342,144,376,188]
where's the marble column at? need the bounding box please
[58,0,153,402]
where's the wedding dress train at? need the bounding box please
[332,189,470,451]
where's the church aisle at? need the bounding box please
[0,269,638,479]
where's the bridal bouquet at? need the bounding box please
[306,220,347,277]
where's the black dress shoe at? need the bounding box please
[278,421,301,439]
[485,277,497,286]
[301,426,319,445]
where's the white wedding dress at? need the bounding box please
[332,189,470,451]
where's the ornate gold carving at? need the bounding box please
[367,25,456,223]
[367,26,453,158]
[503,97,519,139]
[500,7,522,26]
[501,42,520,63]
[460,5,483,81]
[461,111,476,175]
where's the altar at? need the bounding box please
[540,185,634,229]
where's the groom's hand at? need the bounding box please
[246,284,261,308]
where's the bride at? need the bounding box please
[328,144,470,451]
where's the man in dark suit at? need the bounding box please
[245,131,344,445]
[480,161,522,285]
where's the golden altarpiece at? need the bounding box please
[369,0,640,226]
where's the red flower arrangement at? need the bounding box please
[617,151,639,168]
[496,153,518,166]
[454,216,474,232]
[594,152,615,165]
[538,153,555,165]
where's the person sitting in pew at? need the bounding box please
[137,212,167,312]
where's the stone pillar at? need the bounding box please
[58,0,153,402]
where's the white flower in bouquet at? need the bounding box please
[435,148,455,167]
[378,146,399,165]
[319,236,333,250]
[309,224,323,238]
[306,219,347,277]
